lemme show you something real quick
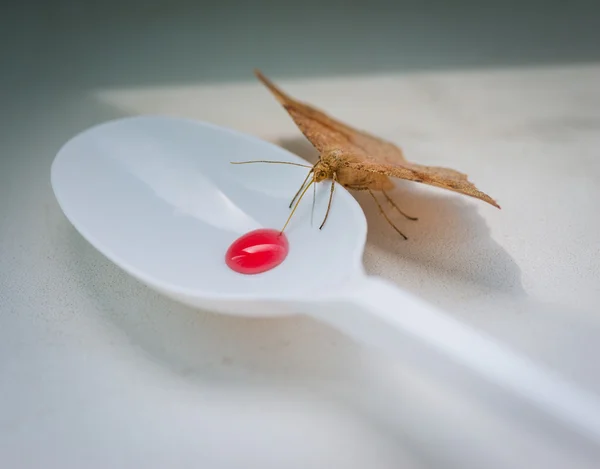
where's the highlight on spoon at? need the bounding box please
[225,228,289,275]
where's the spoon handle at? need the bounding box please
[311,275,600,445]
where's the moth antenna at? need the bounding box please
[368,190,408,240]
[382,190,418,221]
[231,160,312,168]
[281,178,315,233]
[319,172,337,230]
[289,168,314,209]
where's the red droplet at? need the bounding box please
[225,228,289,275]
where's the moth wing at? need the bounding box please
[254,69,406,164]
[345,159,500,208]
[255,69,499,209]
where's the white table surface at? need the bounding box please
[2,3,600,468]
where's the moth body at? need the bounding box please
[314,151,394,192]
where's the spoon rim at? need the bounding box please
[50,115,368,303]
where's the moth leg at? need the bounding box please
[319,172,337,230]
[368,190,408,240]
[382,190,418,221]
[311,176,317,226]
[289,168,314,209]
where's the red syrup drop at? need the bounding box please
[225,228,289,275]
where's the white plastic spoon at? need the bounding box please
[51,116,600,444]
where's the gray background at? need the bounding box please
[2,0,600,88]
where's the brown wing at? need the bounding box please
[255,69,499,209]
[345,159,500,208]
[254,69,406,165]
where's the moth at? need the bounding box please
[233,70,500,239]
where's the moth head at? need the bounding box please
[313,162,332,182]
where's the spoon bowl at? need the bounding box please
[51,116,600,444]
[51,116,366,316]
